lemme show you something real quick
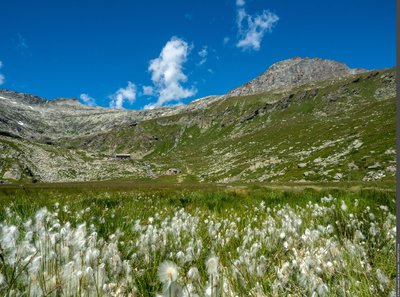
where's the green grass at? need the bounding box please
[0,183,395,296]
[0,181,395,224]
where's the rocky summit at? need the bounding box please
[227,57,365,97]
[0,57,395,184]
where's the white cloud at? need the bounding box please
[142,85,154,96]
[143,101,184,110]
[236,0,245,7]
[109,81,136,109]
[236,6,279,51]
[0,61,4,85]
[198,46,208,65]
[223,37,230,45]
[79,93,96,106]
[147,37,196,107]
[143,103,157,110]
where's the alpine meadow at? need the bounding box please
[0,1,396,296]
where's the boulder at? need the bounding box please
[166,168,181,175]
[297,163,307,168]
[303,170,315,177]
[3,163,22,180]
[334,173,343,180]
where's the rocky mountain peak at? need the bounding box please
[0,89,48,105]
[227,57,366,97]
[48,97,85,108]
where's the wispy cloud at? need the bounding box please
[223,37,230,45]
[17,34,28,49]
[109,81,136,109]
[0,61,5,85]
[145,37,196,109]
[16,33,31,56]
[142,85,154,96]
[79,93,96,106]
[198,46,208,65]
[235,2,279,51]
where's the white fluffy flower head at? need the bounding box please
[187,266,200,281]
[158,261,179,284]
[341,201,347,212]
[206,256,219,275]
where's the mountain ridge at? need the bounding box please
[0,56,364,112]
[0,58,395,184]
[226,57,366,98]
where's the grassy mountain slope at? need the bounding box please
[0,68,395,185]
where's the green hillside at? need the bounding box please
[0,68,395,186]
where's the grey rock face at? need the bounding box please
[3,163,22,180]
[0,89,221,141]
[227,57,365,97]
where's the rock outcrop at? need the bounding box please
[227,57,365,97]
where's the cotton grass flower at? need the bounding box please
[206,256,219,296]
[157,261,182,297]
[0,194,395,296]
[187,267,200,281]
[206,256,219,276]
[341,201,347,212]
[376,268,389,290]
[158,260,179,285]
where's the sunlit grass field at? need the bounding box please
[0,182,395,296]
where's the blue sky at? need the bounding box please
[0,0,395,109]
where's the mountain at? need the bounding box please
[226,57,365,97]
[0,57,395,184]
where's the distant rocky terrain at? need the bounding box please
[0,57,395,184]
[226,57,365,97]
